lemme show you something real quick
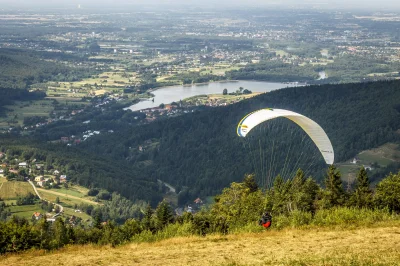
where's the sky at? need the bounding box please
[1,0,400,11]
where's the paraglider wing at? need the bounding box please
[237,108,334,165]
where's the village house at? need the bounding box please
[34,176,44,182]
[194,198,203,204]
[363,165,374,171]
[53,170,60,175]
[32,212,42,220]
[18,162,28,168]
[9,169,18,174]
[60,175,67,183]
[0,169,4,176]
[0,152,5,158]
[351,158,359,164]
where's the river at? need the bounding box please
[126,80,301,111]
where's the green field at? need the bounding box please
[338,143,400,181]
[357,143,400,166]
[183,92,262,105]
[0,100,54,129]
[38,190,97,209]
[43,184,92,200]
[8,204,43,219]
[62,207,92,221]
[43,70,138,98]
[51,188,86,198]
[0,180,96,221]
[0,180,35,199]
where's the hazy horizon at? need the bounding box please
[1,0,400,12]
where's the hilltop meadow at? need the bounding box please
[1,167,400,265]
[2,222,400,266]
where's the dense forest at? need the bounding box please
[24,80,400,204]
[0,88,46,117]
[0,137,163,206]
[226,60,319,82]
[226,55,400,84]
[0,49,100,89]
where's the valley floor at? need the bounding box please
[2,222,400,266]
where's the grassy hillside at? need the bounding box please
[3,80,400,205]
[0,49,97,89]
[2,222,399,266]
[0,136,163,205]
[73,80,400,202]
[0,180,35,199]
[337,143,400,183]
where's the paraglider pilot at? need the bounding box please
[259,212,272,228]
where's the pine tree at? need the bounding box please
[243,174,258,193]
[270,175,291,214]
[154,200,174,231]
[374,171,400,213]
[323,165,346,208]
[52,218,68,249]
[289,169,319,212]
[36,216,51,249]
[141,204,155,232]
[349,167,373,208]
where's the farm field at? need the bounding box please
[7,204,43,220]
[44,70,138,98]
[183,92,262,105]
[0,100,54,129]
[338,143,400,182]
[2,222,400,266]
[358,143,400,166]
[37,189,99,208]
[0,180,35,199]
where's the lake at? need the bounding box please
[126,80,301,111]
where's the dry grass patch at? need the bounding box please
[0,180,35,199]
[2,223,400,266]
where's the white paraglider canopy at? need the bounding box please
[237,108,334,165]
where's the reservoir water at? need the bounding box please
[126,80,300,111]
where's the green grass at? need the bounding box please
[37,189,98,208]
[358,153,393,166]
[3,199,16,205]
[356,143,400,167]
[50,188,85,198]
[39,191,84,208]
[8,204,43,219]
[338,143,400,181]
[43,70,138,98]
[62,207,92,221]
[0,100,54,129]
[337,164,360,181]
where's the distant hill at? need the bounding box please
[70,80,400,203]
[3,80,399,205]
[0,49,97,89]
